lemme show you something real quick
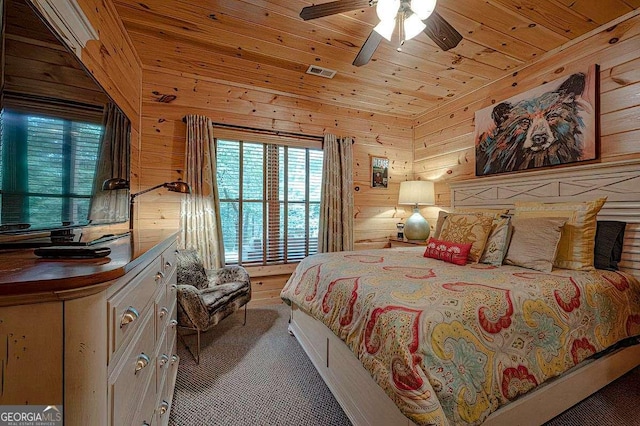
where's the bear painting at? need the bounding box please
[475,65,598,176]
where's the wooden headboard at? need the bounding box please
[450,160,640,276]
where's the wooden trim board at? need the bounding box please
[289,304,640,426]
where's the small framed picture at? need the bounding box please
[371,156,389,188]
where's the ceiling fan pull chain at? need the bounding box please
[397,12,405,51]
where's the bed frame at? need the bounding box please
[288,159,640,425]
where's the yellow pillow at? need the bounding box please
[514,197,606,270]
[438,213,494,263]
[433,208,509,239]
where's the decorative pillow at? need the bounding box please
[594,221,626,270]
[433,208,510,239]
[433,210,450,239]
[514,197,606,270]
[438,213,494,263]
[424,238,472,266]
[504,217,567,272]
[176,249,208,290]
[480,215,512,266]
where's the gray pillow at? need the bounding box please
[505,217,567,272]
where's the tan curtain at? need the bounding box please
[88,102,130,223]
[318,134,354,252]
[180,115,225,269]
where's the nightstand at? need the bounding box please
[388,237,429,248]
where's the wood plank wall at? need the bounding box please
[413,11,640,206]
[137,68,413,305]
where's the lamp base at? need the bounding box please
[404,208,430,242]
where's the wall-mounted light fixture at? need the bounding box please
[102,178,191,230]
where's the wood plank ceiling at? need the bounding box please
[113,0,639,118]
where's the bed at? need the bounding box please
[280,160,640,426]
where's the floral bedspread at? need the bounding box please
[280,248,640,425]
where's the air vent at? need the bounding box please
[306,65,337,79]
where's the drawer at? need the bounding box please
[134,367,158,426]
[155,327,168,394]
[156,301,176,393]
[109,310,156,426]
[108,257,164,360]
[162,241,178,275]
[155,284,169,343]
[166,300,178,350]
[165,268,177,311]
[156,353,179,426]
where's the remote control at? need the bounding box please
[34,246,112,259]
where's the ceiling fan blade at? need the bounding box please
[423,11,463,51]
[352,30,383,67]
[300,0,372,21]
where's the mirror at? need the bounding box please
[0,0,130,236]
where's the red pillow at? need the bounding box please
[423,238,472,266]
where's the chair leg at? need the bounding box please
[177,325,201,365]
[196,329,201,365]
[242,304,247,326]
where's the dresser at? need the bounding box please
[0,230,179,425]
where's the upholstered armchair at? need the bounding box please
[176,249,251,363]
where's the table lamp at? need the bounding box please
[102,178,191,229]
[398,180,435,241]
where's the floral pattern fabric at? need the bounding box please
[181,115,225,269]
[280,248,640,426]
[439,213,494,263]
[318,134,354,252]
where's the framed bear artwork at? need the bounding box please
[474,64,599,176]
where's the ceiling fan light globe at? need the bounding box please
[373,18,396,41]
[403,13,427,41]
[376,0,400,21]
[410,0,437,20]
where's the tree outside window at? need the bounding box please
[217,139,322,265]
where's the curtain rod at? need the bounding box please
[182,117,324,142]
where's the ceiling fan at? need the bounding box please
[300,0,463,66]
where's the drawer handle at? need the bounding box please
[165,260,172,268]
[159,400,170,415]
[120,306,139,328]
[171,354,179,364]
[159,354,169,367]
[143,423,150,426]
[135,353,150,373]
[170,284,177,291]
[159,307,169,318]
[168,319,178,328]
[155,271,165,282]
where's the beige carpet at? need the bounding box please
[169,304,640,426]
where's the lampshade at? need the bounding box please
[376,0,400,21]
[374,18,397,41]
[102,177,130,191]
[398,180,435,206]
[164,181,191,194]
[403,13,427,42]
[410,0,437,20]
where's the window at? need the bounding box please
[0,110,102,229]
[217,138,323,265]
